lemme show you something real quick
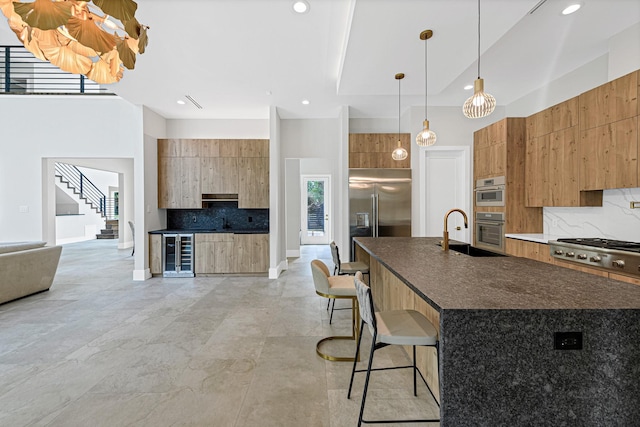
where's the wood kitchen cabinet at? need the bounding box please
[578,70,639,191]
[579,116,638,190]
[238,157,269,208]
[149,234,162,275]
[473,118,542,236]
[232,233,269,273]
[194,233,234,274]
[523,97,601,207]
[349,133,411,169]
[158,139,269,209]
[158,157,201,208]
[473,119,506,179]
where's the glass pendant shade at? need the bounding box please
[416,119,437,147]
[392,140,408,161]
[463,78,496,118]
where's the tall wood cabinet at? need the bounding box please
[473,118,542,235]
[158,139,269,209]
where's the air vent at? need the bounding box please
[185,95,203,109]
[528,0,548,14]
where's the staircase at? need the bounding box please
[97,219,119,240]
[55,162,119,240]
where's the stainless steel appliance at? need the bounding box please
[549,238,640,278]
[162,233,194,277]
[475,176,505,207]
[349,169,411,258]
[474,212,505,253]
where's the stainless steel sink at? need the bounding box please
[441,243,506,257]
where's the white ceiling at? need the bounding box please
[2,0,639,120]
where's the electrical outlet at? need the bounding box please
[248,216,253,222]
[554,332,582,350]
[192,216,197,223]
[552,218,558,227]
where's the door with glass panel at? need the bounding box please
[301,176,331,245]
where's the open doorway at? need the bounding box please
[300,175,331,245]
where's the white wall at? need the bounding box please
[0,96,142,246]
[269,106,286,278]
[608,22,640,81]
[285,159,301,257]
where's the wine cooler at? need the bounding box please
[162,233,194,277]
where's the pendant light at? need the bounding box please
[415,29,437,147]
[392,73,409,161]
[463,0,496,119]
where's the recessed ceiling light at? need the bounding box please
[292,1,310,14]
[302,99,310,105]
[177,100,186,105]
[464,84,474,90]
[562,3,581,15]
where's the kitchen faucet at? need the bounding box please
[442,208,468,251]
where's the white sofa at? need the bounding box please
[0,241,62,305]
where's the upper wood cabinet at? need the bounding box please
[238,157,269,208]
[158,157,201,208]
[579,70,638,131]
[473,119,507,180]
[579,117,638,190]
[349,133,411,168]
[158,139,269,209]
[577,71,639,191]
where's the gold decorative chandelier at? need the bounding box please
[0,0,149,84]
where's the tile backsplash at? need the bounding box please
[167,203,269,231]
[544,188,640,241]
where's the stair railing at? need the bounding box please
[1,45,111,94]
[55,163,107,217]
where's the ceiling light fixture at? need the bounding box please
[562,3,581,15]
[415,29,437,147]
[463,0,496,119]
[464,84,474,90]
[177,100,186,105]
[292,1,310,14]
[392,73,409,161]
[0,0,149,84]
[302,99,310,105]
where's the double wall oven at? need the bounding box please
[474,176,506,253]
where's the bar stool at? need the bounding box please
[348,271,440,426]
[328,241,370,324]
[310,260,360,362]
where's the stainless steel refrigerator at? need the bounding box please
[349,169,411,259]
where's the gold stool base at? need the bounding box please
[316,336,359,362]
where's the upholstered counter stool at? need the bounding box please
[348,271,440,426]
[328,241,370,324]
[311,259,360,362]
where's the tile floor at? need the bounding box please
[0,240,439,426]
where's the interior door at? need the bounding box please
[424,148,470,243]
[300,176,331,245]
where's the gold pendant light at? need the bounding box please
[416,29,437,147]
[392,73,408,161]
[463,0,496,119]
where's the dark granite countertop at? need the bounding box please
[355,237,640,311]
[148,229,268,235]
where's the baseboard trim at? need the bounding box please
[133,268,151,281]
[268,259,288,279]
[286,249,300,257]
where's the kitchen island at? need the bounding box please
[354,237,640,426]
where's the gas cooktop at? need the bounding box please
[549,238,640,278]
[556,238,640,253]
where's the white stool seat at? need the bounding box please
[375,310,438,347]
[328,275,357,296]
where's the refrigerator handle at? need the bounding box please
[373,194,379,237]
[371,194,376,237]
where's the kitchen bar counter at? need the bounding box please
[354,237,640,426]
